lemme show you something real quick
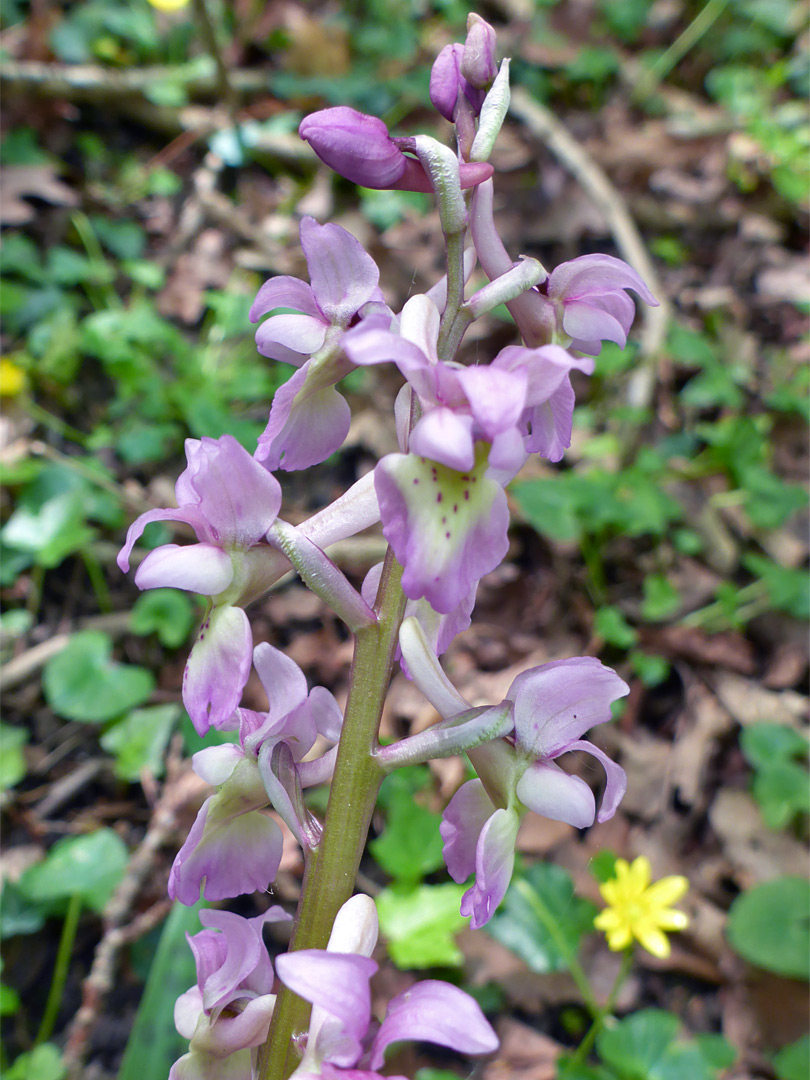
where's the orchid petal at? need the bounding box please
[134,543,234,595]
[516,760,596,829]
[460,806,520,928]
[508,656,629,758]
[250,277,320,322]
[375,448,509,614]
[562,300,628,348]
[525,377,575,461]
[300,217,381,326]
[275,950,377,1066]
[182,436,283,549]
[117,506,206,573]
[255,312,327,364]
[252,642,309,724]
[548,253,658,306]
[255,364,351,472]
[439,778,496,883]
[369,980,498,1069]
[564,739,627,822]
[183,606,252,735]
[409,408,475,472]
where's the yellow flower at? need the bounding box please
[0,358,26,397]
[593,855,689,959]
[147,0,190,12]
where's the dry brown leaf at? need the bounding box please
[0,164,78,225]
[669,682,734,810]
[709,789,809,886]
[485,1019,561,1080]
[709,673,808,729]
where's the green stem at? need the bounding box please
[436,230,467,362]
[35,892,83,1046]
[560,948,634,1076]
[257,551,407,1080]
[513,879,600,1018]
[631,0,730,102]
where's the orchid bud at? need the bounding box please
[461,13,498,89]
[299,106,407,188]
[430,42,485,121]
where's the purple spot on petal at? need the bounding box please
[437,493,443,503]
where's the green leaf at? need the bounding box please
[415,1071,464,1080]
[629,651,671,688]
[726,877,810,979]
[4,1043,65,1080]
[773,1034,810,1080]
[743,554,810,620]
[130,589,195,648]
[740,722,808,769]
[512,477,581,542]
[376,883,468,968]
[18,829,129,913]
[370,787,445,883]
[641,574,681,621]
[44,631,154,723]
[598,1009,678,1075]
[0,880,52,938]
[595,606,638,649]
[589,850,619,884]
[0,486,94,568]
[752,761,810,829]
[0,724,29,790]
[487,864,598,974]
[0,974,20,1016]
[694,1034,737,1071]
[100,704,181,782]
[118,900,204,1080]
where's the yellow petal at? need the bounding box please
[0,359,26,397]
[636,925,670,959]
[599,880,621,905]
[606,925,633,951]
[147,0,190,10]
[594,909,624,932]
[628,855,652,892]
[645,875,689,907]
[655,909,689,931]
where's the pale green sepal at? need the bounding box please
[470,59,511,162]
[413,135,467,235]
[465,256,546,319]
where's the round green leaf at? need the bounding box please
[43,631,154,722]
[727,877,810,979]
[100,704,180,781]
[18,828,129,913]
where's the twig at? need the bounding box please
[62,757,208,1077]
[0,611,131,691]
[0,59,271,98]
[509,86,671,409]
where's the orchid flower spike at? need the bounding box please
[169,643,342,906]
[399,620,629,927]
[251,216,393,471]
[275,895,498,1078]
[117,435,283,734]
[169,906,291,1080]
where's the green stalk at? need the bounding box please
[631,0,730,102]
[513,879,600,1018]
[560,947,634,1075]
[35,892,83,1047]
[436,230,467,362]
[257,551,407,1080]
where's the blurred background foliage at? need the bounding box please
[0,1,807,1078]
